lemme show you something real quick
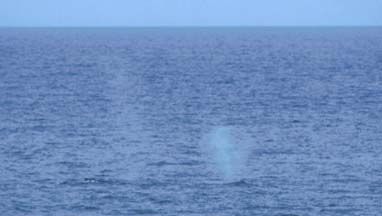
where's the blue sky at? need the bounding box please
[1,0,381,26]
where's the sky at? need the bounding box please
[1,0,382,27]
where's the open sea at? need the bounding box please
[0,27,382,216]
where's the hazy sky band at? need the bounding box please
[1,0,382,27]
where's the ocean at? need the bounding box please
[0,27,382,215]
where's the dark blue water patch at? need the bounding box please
[136,178,174,190]
[319,207,363,215]
[368,181,382,194]
[55,161,91,169]
[222,178,250,186]
[147,160,202,167]
[69,204,101,212]
[127,208,159,215]
[60,177,131,187]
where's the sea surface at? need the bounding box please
[0,27,382,216]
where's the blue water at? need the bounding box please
[1,27,382,215]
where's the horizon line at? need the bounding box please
[0,25,382,28]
